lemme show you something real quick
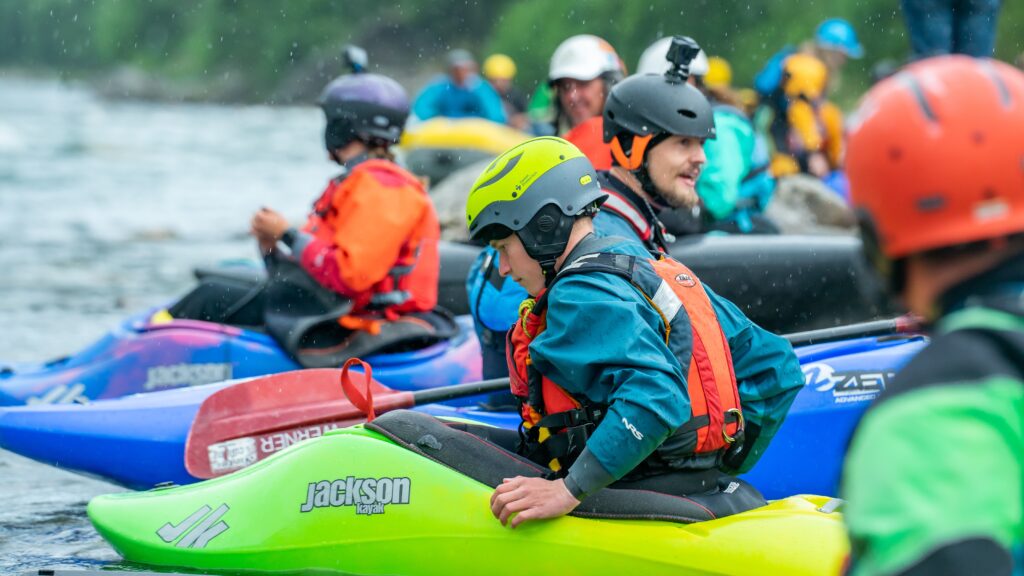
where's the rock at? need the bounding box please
[765,174,857,235]
[425,157,495,241]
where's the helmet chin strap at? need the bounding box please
[635,160,668,209]
[538,257,560,288]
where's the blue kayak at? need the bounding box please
[0,308,482,406]
[0,334,926,497]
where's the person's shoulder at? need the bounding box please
[878,328,1024,406]
[548,239,652,302]
[593,210,640,241]
[472,76,499,94]
[351,160,424,191]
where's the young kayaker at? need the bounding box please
[465,135,804,527]
[841,56,1024,575]
[466,36,707,381]
[171,73,445,366]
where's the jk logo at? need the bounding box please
[26,383,88,405]
[157,504,230,549]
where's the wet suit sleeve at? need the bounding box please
[529,274,691,498]
[707,286,803,473]
[298,169,429,296]
[843,379,1022,576]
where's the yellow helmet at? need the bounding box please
[782,53,829,100]
[705,56,733,89]
[483,54,517,81]
[466,137,606,266]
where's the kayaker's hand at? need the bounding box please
[490,476,580,528]
[251,207,289,243]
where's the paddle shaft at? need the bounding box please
[783,315,918,347]
[412,377,510,405]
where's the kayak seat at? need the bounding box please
[293,308,460,369]
[366,410,767,524]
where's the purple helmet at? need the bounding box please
[318,73,410,150]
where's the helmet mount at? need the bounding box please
[664,36,702,84]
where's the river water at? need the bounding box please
[0,76,338,573]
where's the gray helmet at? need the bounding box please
[603,36,715,170]
[318,73,409,151]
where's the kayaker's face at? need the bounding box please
[645,135,707,209]
[555,78,605,128]
[492,233,545,297]
[450,63,475,87]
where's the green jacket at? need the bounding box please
[843,276,1024,575]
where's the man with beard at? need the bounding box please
[598,36,716,237]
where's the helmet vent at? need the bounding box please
[979,60,1013,107]
[898,73,938,123]
[537,214,556,231]
[677,109,697,119]
[607,110,616,120]
[916,195,946,212]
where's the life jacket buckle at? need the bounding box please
[722,408,745,444]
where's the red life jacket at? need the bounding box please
[506,250,743,471]
[303,159,439,318]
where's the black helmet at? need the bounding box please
[603,36,715,172]
[318,73,409,152]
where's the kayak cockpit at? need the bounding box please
[366,409,767,524]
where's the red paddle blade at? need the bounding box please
[184,367,414,479]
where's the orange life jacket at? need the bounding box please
[303,159,439,317]
[506,250,743,471]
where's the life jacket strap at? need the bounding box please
[520,405,607,473]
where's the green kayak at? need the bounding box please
[89,410,848,575]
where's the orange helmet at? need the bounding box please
[848,56,1024,261]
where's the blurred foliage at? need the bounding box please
[1,0,1021,105]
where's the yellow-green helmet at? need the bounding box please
[466,137,607,267]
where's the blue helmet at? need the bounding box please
[815,18,864,59]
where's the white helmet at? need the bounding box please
[548,34,625,83]
[637,37,708,76]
